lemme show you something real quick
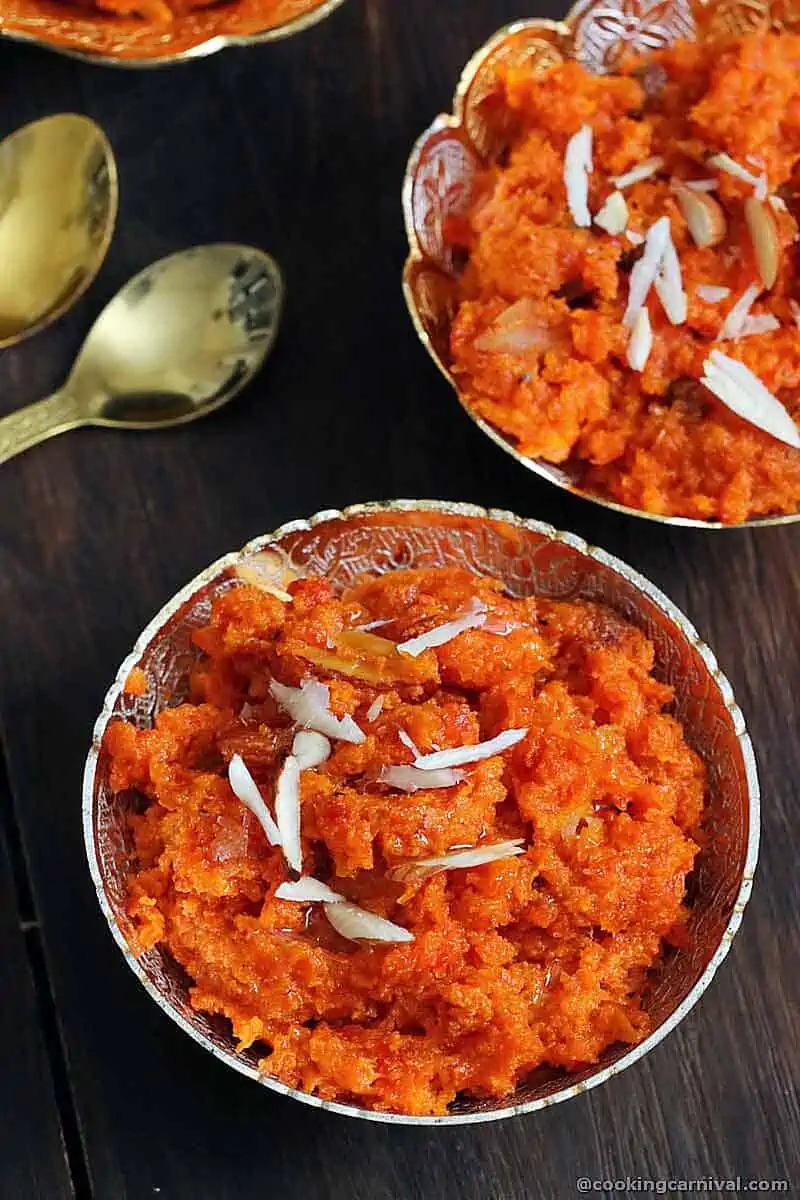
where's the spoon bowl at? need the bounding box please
[76,244,284,428]
[0,113,117,347]
[0,244,284,465]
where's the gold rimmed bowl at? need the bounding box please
[83,500,759,1124]
[402,0,800,529]
[0,0,345,66]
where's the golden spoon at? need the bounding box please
[0,113,118,347]
[0,244,284,466]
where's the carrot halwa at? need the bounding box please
[105,566,706,1114]
[34,0,325,31]
[447,33,800,523]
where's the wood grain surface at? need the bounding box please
[0,771,72,1199]
[0,2,797,1197]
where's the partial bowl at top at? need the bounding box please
[83,500,758,1124]
[402,1,800,528]
[0,0,345,65]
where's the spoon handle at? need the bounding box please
[0,391,84,466]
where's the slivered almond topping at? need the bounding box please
[695,284,731,303]
[324,901,414,944]
[789,299,800,329]
[275,755,302,873]
[269,678,366,744]
[654,237,687,325]
[744,197,780,290]
[389,840,526,882]
[739,314,781,338]
[627,308,653,372]
[414,727,527,770]
[397,599,487,658]
[337,629,397,657]
[228,755,282,847]
[234,551,296,602]
[707,152,766,197]
[769,195,789,214]
[701,350,800,449]
[275,876,344,904]
[673,183,726,249]
[398,729,421,758]
[626,230,645,246]
[719,283,761,340]
[365,694,385,722]
[682,179,718,192]
[594,190,628,235]
[378,765,463,793]
[623,216,671,326]
[564,124,593,228]
[292,731,331,770]
[611,156,664,189]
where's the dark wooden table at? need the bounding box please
[0,2,798,1196]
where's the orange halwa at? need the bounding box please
[106,567,705,1114]
[448,34,800,523]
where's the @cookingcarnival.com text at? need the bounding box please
[576,1177,789,1193]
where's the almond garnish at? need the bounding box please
[719,283,760,341]
[396,598,487,657]
[695,284,731,303]
[594,190,628,235]
[627,308,653,372]
[623,216,671,326]
[564,125,593,229]
[234,551,297,602]
[707,152,767,198]
[269,678,366,744]
[275,876,345,904]
[324,901,415,944]
[378,765,463,793]
[744,197,780,290]
[673,183,726,249]
[654,238,687,325]
[701,350,800,449]
[611,156,664,189]
[412,727,527,770]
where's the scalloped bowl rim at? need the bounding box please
[82,499,760,1125]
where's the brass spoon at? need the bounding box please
[0,244,284,466]
[0,113,118,347]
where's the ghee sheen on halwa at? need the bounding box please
[447,34,800,523]
[106,567,705,1115]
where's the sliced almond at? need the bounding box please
[673,183,726,249]
[564,125,593,229]
[610,156,664,190]
[744,196,780,290]
[338,629,397,657]
[701,350,800,449]
[627,308,653,372]
[594,190,628,235]
[234,551,297,602]
[707,152,765,196]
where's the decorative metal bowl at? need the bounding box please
[83,500,759,1124]
[402,0,800,529]
[0,0,345,66]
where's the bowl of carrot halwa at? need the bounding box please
[83,501,758,1123]
[0,0,344,64]
[403,4,800,526]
